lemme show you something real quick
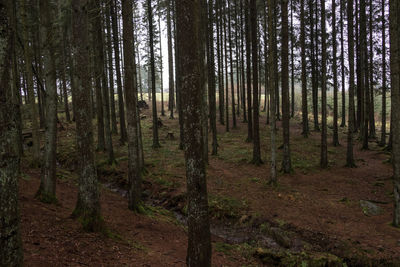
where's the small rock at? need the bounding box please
[359,200,384,216]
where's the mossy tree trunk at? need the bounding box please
[0,1,23,264]
[37,0,59,202]
[176,0,212,265]
[389,0,400,227]
[122,0,142,211]
[71,0,104,232]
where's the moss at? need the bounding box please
[72,207,106,233]
[35,190,58,205]
[214,242,235,255]
[208,195,248,220]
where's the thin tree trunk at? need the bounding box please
[340,0,346,127]
[228,1,236,128]
[300,0,308,137]
[268,0,277,185]
[290,0,295,118]
[223,1,230,132]
[167,0,175,118]
[320,0,328,168]
[111,0,128,144]
[380,0,387,146]
[245,0,252,142]
[368,0,376,138]
[281,0,291,172]
[332,0,340,146]
[346,0,356,167]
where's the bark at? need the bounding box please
[320,0,328,168]
[148,0,161,148]
[245,0,253,142]
[240,0,247,123]
[380,0,387,146]
[217,0,225,125]
[111,0,128,143]
[290,0,295,118]
[37,0,58,202]
[368,0,376,138]
[158,3,165,117]
[346,0,356,167]
[122,0,142,211]
[332,0,340,146]
[268,0,277,185]
[71,0,104,231]
[106,2,118,135]
[97,0,115,164]
[228,1,236,128]
[281,0,291,172]
[250,0,261,165]
[223,1,230,132]
[208,0,218,155]
[0,1,23,264]
[21,0,41,163]
[390,0,400,227]
[361,0,369,149]
[167,0,175,118]
[340,0,346,127]
[300,0,309,137]
[310,0,319,131]
[176,1,212,265]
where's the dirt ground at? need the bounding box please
[19,104,400,266]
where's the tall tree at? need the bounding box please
[380,0,387,146]
[250,0,261,164]
[332,0,340,146]
[148,0,161,148]
[390,0,400,227]
[300,0,309,137]
[122,0,142,211]
[368,0,376,138]
[208,0,218,155]
[268,0,277,185]
[290,0,295,118]
[167,0,175,119]
[158,1,165,117]
[340,0,346,127]
[245,0,253,142]
[37,0,59,202]
[0,1,23,264]
[346,0,356,167]
[176,0,212,265]
[71,0,104,231]
[320,0,328,168]
[21,0,41,164]
[105,1,118,134]
[228,0,236,128]
[223,0,230,132]
[281,0,291,172]
[216,0,225,125]
[111,0,128,144]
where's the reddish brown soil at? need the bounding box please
[19,105,400,266]
[20,168,252,266]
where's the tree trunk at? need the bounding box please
[111,0,128,144]
[0,1,23,264]
[389,0,400,227]
[223,1,230,132]
[268,0,277,185]
[346,0,356,167]
[332,0,340,146]
[300,0,309,137]
[281,0,291,172]
[368,0,376,138]
[360,0,369,149]
[380,0,387,146]
[167,0,175,119]
[290,0,295,118]
[228,1,236,128]
[37,0,58,202]
[208,0,218,155]
[105,2,118,135]
[21,0,41,163]
[121,0,142,212]
[176,1,212,265]
[320,0,328,168]
[245,0,252,142]
[340,0,346,127]
[71,0,104,232]
[148,0,161,148]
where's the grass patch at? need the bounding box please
[208,194,248,220]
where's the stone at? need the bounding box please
[359,200,384,216]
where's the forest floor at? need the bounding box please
[19,103,400,266]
